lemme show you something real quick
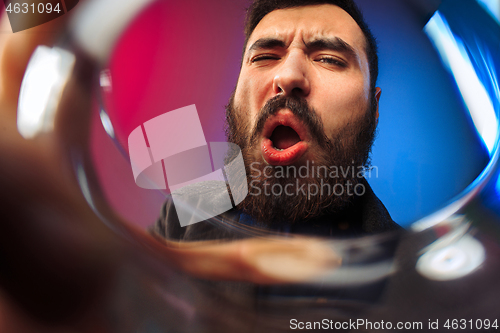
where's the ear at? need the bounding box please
[374,87,382,125]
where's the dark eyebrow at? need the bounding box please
[305,37,358,60]
[248,38,286,52]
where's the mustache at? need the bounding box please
[249,95,331,148]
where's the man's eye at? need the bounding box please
[251,55,280,63]
[317,57,347,68]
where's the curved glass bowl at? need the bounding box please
[85,0,497,231]
[16,0,500,331]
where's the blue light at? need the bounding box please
[477,0,500,25]
[425,11,499,155]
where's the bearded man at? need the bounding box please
[153,0,400,241]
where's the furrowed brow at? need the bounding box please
[306,37,358,60]
[248,38,286,53]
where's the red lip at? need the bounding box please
[260,110,310,166]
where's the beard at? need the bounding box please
[225,93,378,225]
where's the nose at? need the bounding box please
[272,52,311,97]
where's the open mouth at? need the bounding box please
[270,125,301,150]
[260,112,309,165]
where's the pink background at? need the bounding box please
[92,0,247,227]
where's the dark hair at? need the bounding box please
[243,0,379,95]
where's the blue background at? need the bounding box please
[357,0,489,226]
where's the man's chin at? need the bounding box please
[236,176,359,226]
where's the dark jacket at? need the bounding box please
[150,179,402,311]
[151,178,400,241]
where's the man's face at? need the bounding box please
[233,4,380,166]
[226,4,381,224]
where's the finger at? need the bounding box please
[0,10,69,114]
